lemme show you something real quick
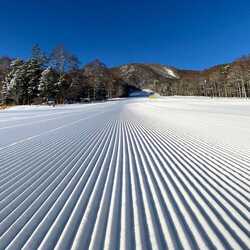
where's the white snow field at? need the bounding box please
[0,97,249,250]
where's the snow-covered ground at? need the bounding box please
[0,97,249,249]
[163,67,177,78]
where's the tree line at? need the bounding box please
[169,56,250,98]
[0,47,249,104]
[0,45,127,105]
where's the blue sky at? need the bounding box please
[0,0,249,69]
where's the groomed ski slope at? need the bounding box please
[0,97,249,250]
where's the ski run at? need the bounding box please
[0,97,249,250]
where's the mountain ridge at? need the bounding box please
[1,55,249,101]
[109,57,250,97]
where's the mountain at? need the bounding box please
[1,55,249,101]
[110,64,180,96]
[110,57,250,97]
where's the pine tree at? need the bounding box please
[3,58,43,104]
[55,74,70,103]
[2,59,25,104]
[26,59,42,104]
[39,67,59,100]
[1,77,10,103]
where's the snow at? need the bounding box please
[5,103,98,111]
[163,67,177,78]
[142,88,154,93]
[0,97,249,249]
[147,96,250,155]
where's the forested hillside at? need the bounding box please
[0,45,249,105]
[112,56,250,97]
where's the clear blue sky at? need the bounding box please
[0,0,249,69]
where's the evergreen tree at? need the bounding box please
[2,59,25,104]
[3,58,43,104]
[26,59,43,103]
[1,76,11,103]
[55,74,70,103]
[39,67,59,100]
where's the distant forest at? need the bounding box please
[0,44,249,105]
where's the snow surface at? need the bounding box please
[163,67,177,78]
[0,97,249,249]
